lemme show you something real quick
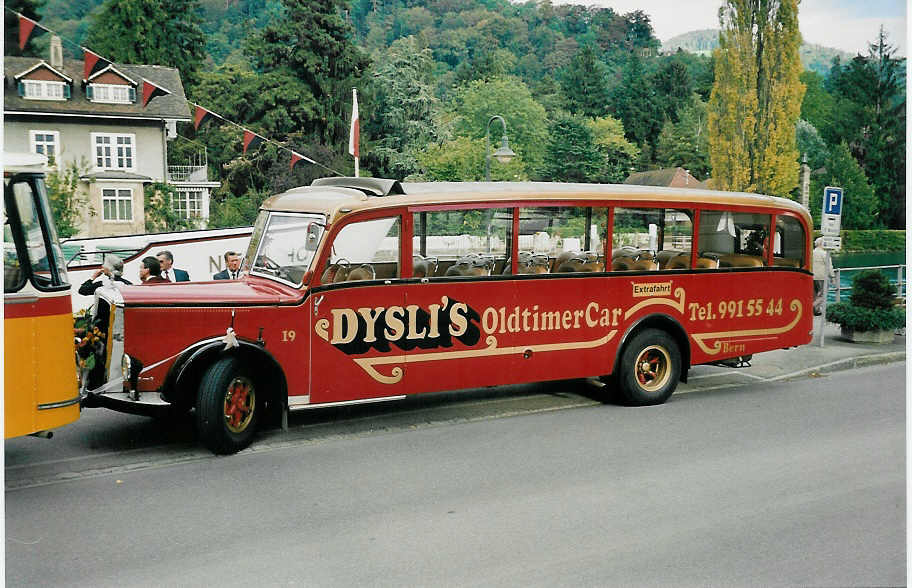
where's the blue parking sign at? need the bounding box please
[824,186,843,215]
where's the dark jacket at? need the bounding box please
[212,269,241,280]
[142,276,170,284]
[78,275,132,296]
[163,268,190,282]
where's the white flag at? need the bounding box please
[349,88,359,158]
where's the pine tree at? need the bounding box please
[246,0,370,145]
[560,45,610,118]
[84,0,206,85]
[708,0,805,197]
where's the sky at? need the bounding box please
[563,0,907,56]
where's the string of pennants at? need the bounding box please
[12,9,337,175]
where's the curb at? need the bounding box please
[767,351,906,382]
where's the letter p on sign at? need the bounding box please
[824,186,843,215]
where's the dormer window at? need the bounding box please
[87,83,135,104]
[85,65,138,105]
[19,79,69,100]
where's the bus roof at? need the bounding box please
[3,152,48,176]
[261,180,812,225]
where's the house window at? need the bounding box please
[92,133,135,170]
[21,80,67,100]
[89,83,134,104]
[29,130,60,164]
[172,190,203,219]
[102,188,133,222]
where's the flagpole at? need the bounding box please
[349,88,360,178]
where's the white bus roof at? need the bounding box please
[3,152,48,175]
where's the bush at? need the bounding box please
[826,269,905,332]
[826,303,905,332]
[840,230,905,252]
[849,270,895,309]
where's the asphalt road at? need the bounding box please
[5,363,905,586]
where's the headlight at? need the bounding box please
[121,354,132,383]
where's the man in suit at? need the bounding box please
[156,250,189,282]
[213,251,243,280]
[139,256,169,284]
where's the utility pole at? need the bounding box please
[800,153,810,210]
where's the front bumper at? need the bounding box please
[81,388,173,417]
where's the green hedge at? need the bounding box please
[825,230,906,252]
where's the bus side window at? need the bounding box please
[518,206,606,274]
[611,207,662,272]
[658,209,694,270]
[322,216,400,283]
[413,209,512,278]
[774,215,806,268]
[699,211,771,268]
[3,217,25,292]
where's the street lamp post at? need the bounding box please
[485,115,516,182]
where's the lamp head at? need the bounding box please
[493,136,516,164]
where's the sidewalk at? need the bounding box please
[684,322,906,392]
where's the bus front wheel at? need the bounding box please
[196,356,259,454]
[615,329,680,405]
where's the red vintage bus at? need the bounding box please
[81,178,813,453]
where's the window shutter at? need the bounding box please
[17,81,24,97]
[64,84,71,99]
[86,85,93,100]
[128,87,136,103]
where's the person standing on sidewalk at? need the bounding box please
[813,237,834,316]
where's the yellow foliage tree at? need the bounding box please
[708,0,805,197]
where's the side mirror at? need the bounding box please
[305,223,321,251]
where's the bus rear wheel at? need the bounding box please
[196,356,259,454]
[615,329,680,405]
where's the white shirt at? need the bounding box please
[812,246,833,281]
[162,269,174,282]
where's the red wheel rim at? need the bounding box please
[223,376,255,433]
[634,345,671,392]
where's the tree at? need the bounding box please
[799,70,835,136]
[4,0,45,57]
[363,36,439,179]
[652,56,692,123]
[809,142,878,229]
[416,137,526,182]
[794,119,828,171]
[655,97,710,179]
[144,183,194,232]
[46,159,92,238]
[450,76,549,173]
[560,45,610,118]
[537,113,603,182]
[245,0,370,145]
[826,28,905,228]
[84,0,206,85]
[588,115,639,183]
[609,53,662,155]
[708,0,805,197]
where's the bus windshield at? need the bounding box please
[4,175,68,291]
[247,211,325,286]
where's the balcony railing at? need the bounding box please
[167,165,208,182]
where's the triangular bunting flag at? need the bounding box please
[141,79,171,107]
[83,49,111,80]
[18,14,46,51]
[194,105,217,130]
[243,130,265,155]
[290,151,316,170]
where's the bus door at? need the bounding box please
[404,208,521,393]
[308,214,409,404]
[4,173,79,438]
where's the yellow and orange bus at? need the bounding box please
[81,178,813,453]
[4,153,80,438]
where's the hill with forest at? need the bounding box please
[663,29,854,75]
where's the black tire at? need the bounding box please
[614,328,681,406]
[196,356,259,454]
